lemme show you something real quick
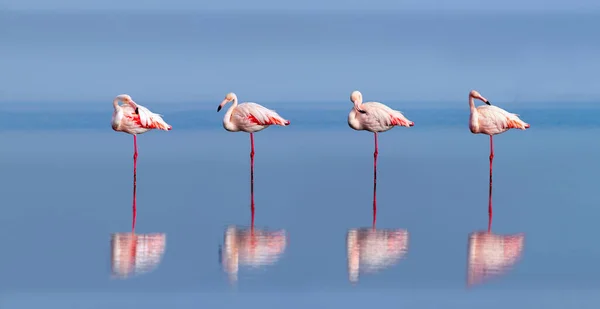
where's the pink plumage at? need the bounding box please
[468,90,529,135]
[348,90,414,132]
[217,92,290,133]
[111,94,172,134]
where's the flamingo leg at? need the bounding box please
[373,132,378,220]
[250,133,255,215]
[372,180,377,230]
[488,135,494,232]
[132,135,138,232]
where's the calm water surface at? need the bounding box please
[1,103,600,308]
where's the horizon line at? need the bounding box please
[2,8,600,14]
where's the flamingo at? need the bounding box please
[217,92,290,213]
[348,90,414,215]
[111,94,172,230]
[468,90,530,222]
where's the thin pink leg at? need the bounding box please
[373,132,378,221]
[132,135,138,232]
[488,135,494,232]
[250,133,255,215]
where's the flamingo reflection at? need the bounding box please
[467,215,524,286]
[110,171,166,279]
[110,233,166,279]
[347,228,409,283]
[220,225,287,283]
[219,178,287,283]
[346,176,409,283]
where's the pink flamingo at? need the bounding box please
[348,90,414,216]
[111,94,172,231]
[217,92,290,213]
[468,90,530,223]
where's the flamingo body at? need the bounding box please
[222,102,290,133]
[348,93,414,133]
[470,105,529,136]
[348,102,414,132]
[112,95,172,135]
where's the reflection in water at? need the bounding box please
[219,150,287,283]
[220,225,287,283]
[110,233,167,279]
[346,177,409,283]
[110,158,167,279]
[468,163,525,286]
[467,231,524,286]
[346,228,409,283]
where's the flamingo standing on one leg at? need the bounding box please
[111,94,172,231]
[348,90,414,216]
[217,92,290,214]
[467,90,530,225]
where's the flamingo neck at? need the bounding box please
[111,100,123,131]
[226,97,238,115]
[468,96,476,111]
[353,99,363,113]
[468,96,479,133]
[223,97,239,131]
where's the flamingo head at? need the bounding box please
[350,90,366,114]
[218,92,237,112]
[113,94,134,110]
[470,90,490,105]
[115,94,133,103]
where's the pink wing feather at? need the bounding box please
[362,102,413,129]
[477,105,529,133]
[233,103,290,127]
[123,100,172,131]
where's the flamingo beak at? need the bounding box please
[484,100,491,105]
[217,99,228,112]
[355,106,367,114]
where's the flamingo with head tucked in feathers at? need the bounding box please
[111,94,172,230]
[347,90,414,215]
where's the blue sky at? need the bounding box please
[2,0,600,11]
[1,4,600,104]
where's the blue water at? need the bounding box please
[1,101,600,308]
